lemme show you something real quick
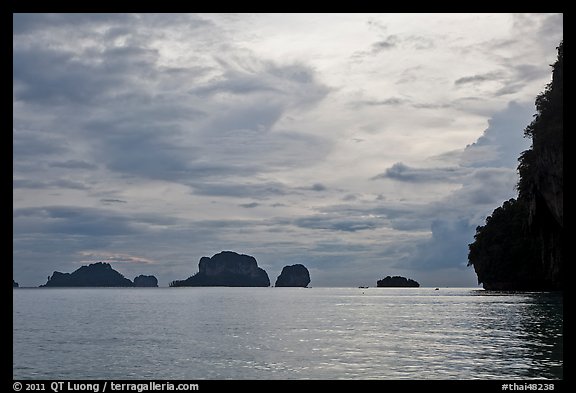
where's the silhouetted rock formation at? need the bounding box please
[275,264,310,287]
[377,276,420,287]
[41,262,134,287]
[170,251,270,287]
[133,275,158,287]
[468,42,563,291]
[13,280,19,288]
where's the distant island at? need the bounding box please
[133,275,158,287]
[40,262,158,287]
[377,276,420,288]
[13,280,19,288]
[275,264,310,287]
[170,251,270,287]
[468,42,563,291]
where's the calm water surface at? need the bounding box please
[13,287,563,379]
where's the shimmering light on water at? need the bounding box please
[13,287,562,379]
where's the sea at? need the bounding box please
[13,287,563,380]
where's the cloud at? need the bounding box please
[13,206,139,236]
[190,54,330,109]
[309,183,327,192]
[14,29,331,186]
[454,71,506,85]
[13,46,125,105]
[13,179,90,190]
[100,199,127,204]
[191,181,288,199]
[461,101,533,168]
[78,251,157,265]
[292,214,381,232]
[373,162,468,183]
[13,13,134,35]
[371,35,400,52]
[359,100,535,273]
[13,132,69,157]
[352,97,406,107]
[12,14,561,287]
[396,218,475,270]
[49,160,98,170]
[239,202,260,208]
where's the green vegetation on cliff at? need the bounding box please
[468,42,563,291]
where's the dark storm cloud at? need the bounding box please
[13,47,125,105]
[13,13,134,34]
[13,179,90,190]
[189,55,330,112]
[239,202,260,208]
[49,160,98,170]
[13,206,178,237]
[309,183,327,192]
[353,31,434,63]
[396,218,475,270]
[13,206,137,237]
[13,13,332,192]
[100,199,128,204]
[352,97,406,107]
[292,214,381,232]
[13,132,69,157]
[191,181,288,199]
[373,162,468,183]
[86,123,192,181]
[13,13,213,38]
[454,71,506,86]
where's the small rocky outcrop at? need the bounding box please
[133,275,158,287]
[41,262,134,287]
[170,251,270,287]
[275,264,310,287]
[13,280,19,288]
[377,276,420,287]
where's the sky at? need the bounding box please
[13,13,563,287]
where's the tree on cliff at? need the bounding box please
[468,42,563,290]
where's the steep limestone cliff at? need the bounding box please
[468,42,563,291]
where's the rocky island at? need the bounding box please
[40,262,158,287]
[13,280,19,288]
[377,276,420,287]
[133,275,158,287]
[275,264,310,287]
[468,42,563,291]
[170,251,270,287]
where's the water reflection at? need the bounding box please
[470,291,562,379]
[13,288,563,379]
[517,293,563,379]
